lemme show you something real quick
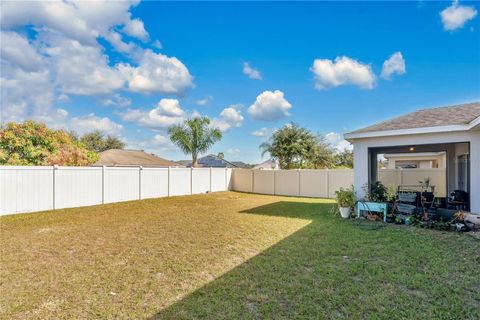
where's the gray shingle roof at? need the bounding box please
[349,102,480,134]
[95,149,183,167]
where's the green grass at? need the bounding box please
[1,192,479,319]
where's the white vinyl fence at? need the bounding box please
[0,166,232,216]
[231,169,354,198]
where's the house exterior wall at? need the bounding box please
[352,130,480,212]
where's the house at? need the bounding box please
[252,159,279,170]
[345,102,480,212]
[178,154,239,168]
[94,149,183,167]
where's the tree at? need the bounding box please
[0,121,99,166]
[80,131,125,153]
[311,136,336,169]
[260,123,324,169]
[168,117,222,167]
[334,149,354,168]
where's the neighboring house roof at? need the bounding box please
[253,159,279,170]
[231,161,251,169]
[345,102,480,140]
[94,149,183,167]
[177,154,238,168]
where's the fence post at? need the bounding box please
[297,169,301,196]
[190,167,193,195]
[102,165,106,204]
[53,165,58,210]
[273,170,276,195]
[225,167,227,191]
[167,167,171,197]
[326,169,330,198]
[209,167,212,192]
[139,166,143,200]
[251,170,254,193]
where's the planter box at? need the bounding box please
[357,201,388,222]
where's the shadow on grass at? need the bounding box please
[151,201,479,319]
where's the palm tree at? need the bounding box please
[168,117,222,167]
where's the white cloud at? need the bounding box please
[123,18,149,41]
[0,63,55,124]
[196,96,212,106]
[153,40,163,49]
[211,105,244,132]
[0,31,44,72]
[71,113,123,136]
[122,99,186,129]
[243,62,262,80]
[58,94,70,102]
[311,56,375,89]
[119,50,193,95]
[248,90,292,121]
[156,99,186,117]
[126,133,178,155]
[227,148,241,155]
[42,33,125,95]
[0,0,194,129]
[100,94,132,108]
[103,31,137,54]
[381,52,406,80]
[325,132,352,152]
[440,1,477,31]
[252,127,269,137]
[0,0,140,45]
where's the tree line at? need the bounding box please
[1,119,352,168]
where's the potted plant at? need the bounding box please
[335,186,356,218]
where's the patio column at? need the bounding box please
[353,140,369,199]
[470,133,480,212]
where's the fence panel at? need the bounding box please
[192,168,210,194]
[141,167,169,199]
[0,166,54,215]
[104,167,140,203]
[211,168,227,192]
[253,170,274,195]
[299,170,329,198]
[231,169,354,198]
[55,167,102,209]
[169,168,191,196]
[274,170,299,196]
[328,170,354,198]
[232,169,253,193]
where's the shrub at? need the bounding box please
[335,186,356,209]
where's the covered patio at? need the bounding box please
[345,102,480,213]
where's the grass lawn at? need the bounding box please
[1,192,479,319]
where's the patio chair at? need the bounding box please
[394,191,419,223]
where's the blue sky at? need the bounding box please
[1,1,479,163]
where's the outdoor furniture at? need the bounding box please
[448,190,469,211]
[394,191,418,223]
[357,201,388,222]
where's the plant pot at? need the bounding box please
[339,207,351,219]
